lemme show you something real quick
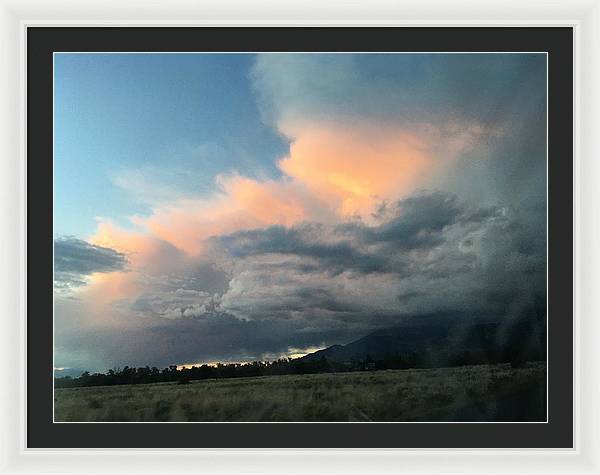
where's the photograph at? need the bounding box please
[52,51,548,423]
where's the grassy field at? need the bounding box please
[54,362,546,422]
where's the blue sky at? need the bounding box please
[54,53,288,237]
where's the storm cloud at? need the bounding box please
[54,237,127,290]
[215,191,545,330]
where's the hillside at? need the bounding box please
[301,314,546,368]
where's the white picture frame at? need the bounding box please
[0,0,598,473]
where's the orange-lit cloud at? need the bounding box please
[91,219,188,273]
[93,122,466,258]
[85,220,188,316]
[279,124,434,217]
[91,220,153,263]
[82,270,141,316]
[139,175,322,255]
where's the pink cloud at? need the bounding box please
[90,121,481,258]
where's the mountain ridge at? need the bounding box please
[300,314,545,367]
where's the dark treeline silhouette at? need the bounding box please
[54,356,396,388]
[54,344,543,389]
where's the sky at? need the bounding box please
[54,53,547,373]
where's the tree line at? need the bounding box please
[53,356,389,388]
[54,346,540,389]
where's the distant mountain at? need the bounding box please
[301,314,546,367]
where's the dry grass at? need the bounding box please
[54,362,546,422]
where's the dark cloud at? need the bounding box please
[55,237,127,274]
[365,191,470,247]
[215,191,496,275]
[218,223,386,275]
[215,191,545,332]
[252,53,546,132]
[122,261,230,320]
[54,237,127,290]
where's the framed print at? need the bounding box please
[1,0,598,473]
[28,25,571,447]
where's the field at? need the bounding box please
[54,362,546,422]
